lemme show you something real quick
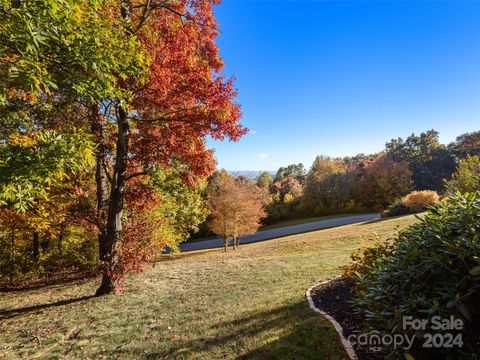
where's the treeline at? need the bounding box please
[3,117,478,286]
[256,129,480,223]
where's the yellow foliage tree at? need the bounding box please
[207,175,266,252]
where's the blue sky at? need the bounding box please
[207,1,480,172]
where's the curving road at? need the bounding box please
[179,213,379,252]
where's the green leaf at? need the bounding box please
[468,265,480,276]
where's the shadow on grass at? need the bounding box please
[0,294,95,321]
[135,300,344,360]
[156,248,222,262]
[0,270,96,293]
[358,214,410,225]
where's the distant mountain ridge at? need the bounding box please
[228,170,276,179]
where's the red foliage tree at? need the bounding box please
[130,1,244,182]
[94,0,246,295]
[359,154,413,209]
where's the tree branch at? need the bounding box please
[126,169,151,180]
[131,0,190,34]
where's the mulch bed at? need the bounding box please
[310,276,383,360]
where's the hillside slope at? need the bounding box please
[0,215,418,359]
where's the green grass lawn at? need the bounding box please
[0,215,418,359]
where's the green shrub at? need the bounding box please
[352,193,480,359]
[444,155,480,195]
[387,199,412,216]
[343,237,394,278]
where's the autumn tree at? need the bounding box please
[0,0,144,284]
[273,177,303,200]
[275,163,305,182]
[89,1,245,295]
[265,176,304,222]
[207,175,265,252]
[359,154,413,209]
[0,0,142,136]
[0,130,95,210]
[342,153,374,170]
[256,171,274,191]
[302,156,352,214]
[1,0,246,294]
[0,130,96,282]
[151,165,208,251]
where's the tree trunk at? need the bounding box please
[235,237,240,249]
[33,231,39,263]
[40,236,49,253]
[223,237,227,252]
[10,228,15,284]
[96,1,134,296]
[57,223,66,257]
[90,106,109,261]
[95,105,130,296]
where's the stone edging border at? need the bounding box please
[305,276,358,360]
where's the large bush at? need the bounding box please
[343,237,394,278]
[384,190,439,217]
[402,190,439,212]
[386,199,412,217]
[352,193,480,359]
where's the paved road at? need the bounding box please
[179,213,379,252]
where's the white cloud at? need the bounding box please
[255,153,269,160]
[249,130,273,139]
